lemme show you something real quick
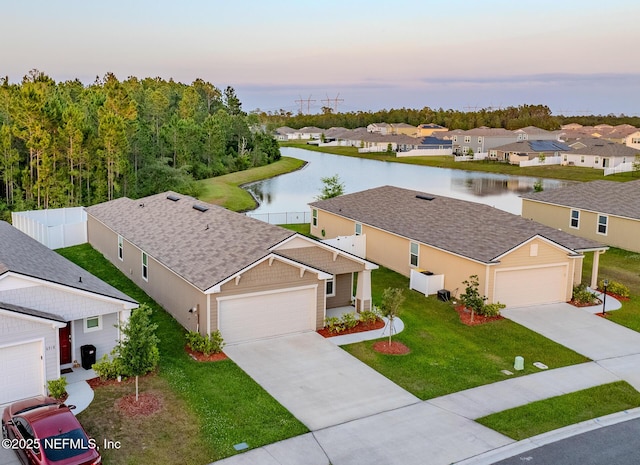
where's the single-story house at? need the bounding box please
[85,192,377,345]
[416,123,448,137]
[0,221,137,405]
[521,179,640,253]
[490,140,570,164]
[309,186,607,308]
[626,130,640,150]
[563,139,639,169]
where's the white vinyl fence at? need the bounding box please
[604,162,635,176]
[321,234,366,258]
[245,211,311,225]
[520,155,562,167]
[11,207,87,249]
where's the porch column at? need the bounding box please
[355,269,372,312]
[590,250,603,289]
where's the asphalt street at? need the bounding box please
[493,417,640,465]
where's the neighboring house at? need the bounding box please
[491,140,570,164]
[513,126,561,141]
[357,133,423,153]
[366,123,392,135]
[626,130,640,150]
[451,127,517,155]
[389,123,418,137]
[309,186,606,308]
[564,138,639,169]
[416,123,448,137]
[397,136,453,157]
[521,180,640,253]
[0,221,137,405]
[85,192,377,345]
[274,126,295,141]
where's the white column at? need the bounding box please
[590,250,603,289]
[355,269,372,312]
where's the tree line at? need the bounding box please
[0,70,280,219]
[256,104,640,132]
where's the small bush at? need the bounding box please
[572,283,599,305]
[47,378,67,399]
[479,302,505,317]
[359,309,380,325]
[341,312,358,330]
[324,316,344,334]
[186,330,225,355]
[92,353,126,380]
[600,280,630,298]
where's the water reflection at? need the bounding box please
[244,148,569,216]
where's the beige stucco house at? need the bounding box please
[310,186,606,308]
[0,221,137,405]
[85,192,376,345]
[521,180,640,253]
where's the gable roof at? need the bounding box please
[310,186,603,263]
[565,139,640,157]
[0,221,136,304]
[494,140,570,153]
[521,180,640,220]
[0,300,66,324]
[85,192,297,291]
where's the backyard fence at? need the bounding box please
[519,155,562,167]
[245,211,311,225]
[604,162,635,176]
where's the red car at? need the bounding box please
[2,396,101,465]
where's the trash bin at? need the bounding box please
[437,289,450,302]
[81,344,96,370]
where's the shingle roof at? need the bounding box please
[0,221,136,303]
[494,140,570,153]
[310,186,603,263]
[85,192,296,291]
[0,300,65,323]
[521,180,640,220]
[566,139,639,157]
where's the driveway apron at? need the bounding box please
[224,332,419,431]
[502,303,640,361]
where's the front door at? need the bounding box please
[59,322,72,365]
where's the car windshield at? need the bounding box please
[41,428,93,461]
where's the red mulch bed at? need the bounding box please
[569,299,602,308]
[599,290,630,301]
[317,318,385,338]
[185,346,228,362]
[87,376,135,389]
[116,392,163,416]
[596,312,611,318]
[455,305,504,326]
[372,341,410,355]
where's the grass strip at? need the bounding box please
[476,381,640,440]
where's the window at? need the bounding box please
[517,134,523,141]
[477,136,482,144]
[597,215,608,235]
[142,252,148,281]
[453,136,458,143]
[580,156,585,163]
[117,235,123,261]
[522,134,528,140]
[462,146,469,154]
[355,223,362,236]
[84,315,102,333]
[563,154,568,162]
[595,156,600,165]
[464,136,471,143]
[632,138,640,144]
[410,242,419,267]
[477,147,482,154]
[570,209,580,229]
[326,276,335,297]
[312,209,318,227]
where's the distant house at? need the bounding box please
[564,138,639,169]
[491,140,570,165]
[513,126,561,141]
[417,123,448,137]
[522,180,640,253]
[451,127,517,155]
[274,126,295,141]
[366,123,392,135]
[0,221,137,405]
[389,123,417,137]
[626,131,640,151]
[86,192,377,345]
[310,186,605,308]
[396,136,453,157]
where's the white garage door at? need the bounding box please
[219,287,316,344]
[0,341,44,405]
[494,265,567,307]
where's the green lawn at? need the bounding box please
[58,244,307,464]
[198,156,306,211]
[340,267,589,399]
[476,381,640,440]
[281,142,637,183]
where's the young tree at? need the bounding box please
[117,304,159,401]
[317,174,345,200]
[379,287,405,345]
[633,154,640,176]
[460,275,486,323]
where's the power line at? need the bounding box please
[294,94,316,114]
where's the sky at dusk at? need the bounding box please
[2,0,639,116]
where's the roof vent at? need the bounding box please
[167,194,180,202]
[193,204,209,213]
[416,194,435,201]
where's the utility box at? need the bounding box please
[437,289,451,302]
[81,344,96,370]
[514,356,524,371]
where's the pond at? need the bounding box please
[244,147,570,220]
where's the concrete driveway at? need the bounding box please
[502,303,640,361]
[224,332,419,430]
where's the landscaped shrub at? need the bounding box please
[359,309,381,325]
[599,280,630,298]
[479,302,505,317]
[186,330,225,355]
[324,316,344,334]
[92,353,126,380]
[460,275,487,318]
[47,378,67,399]
[572,283,599,305]
[341,312,358,330]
